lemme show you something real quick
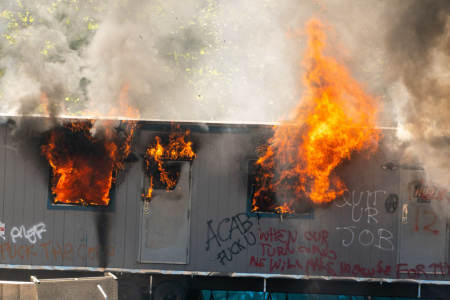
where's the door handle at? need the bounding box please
[402,204,408,224]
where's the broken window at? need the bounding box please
[41,120,135,208]
[248,160,314,218]
[143,128,196,199]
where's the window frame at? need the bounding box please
[46,168,116,212]
[247,160,314,219]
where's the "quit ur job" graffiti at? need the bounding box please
[335,190,394,251]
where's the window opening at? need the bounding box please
[143,127,196,199]
[248,160,314,218]
[41,119,136,208]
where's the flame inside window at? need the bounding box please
[252,19,380,214]
[41,120,136,206]
[250,158,314,215]
[144,128,196,199]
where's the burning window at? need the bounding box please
[250,19,380,215]
[143,128,196,199]
[249,159,314,216]
[41,120,136,207]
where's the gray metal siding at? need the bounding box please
[4,127,18,266]
[0,123,447,282]
[0,126,7,262]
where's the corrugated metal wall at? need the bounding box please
[0,122,448,281]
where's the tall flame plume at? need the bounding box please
[253,18,381,213]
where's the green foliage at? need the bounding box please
[0,0,104,114]
[0,0,237,117]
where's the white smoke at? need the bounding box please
[1,0,448,187]
[385,0,450,187]
[0,0,392,123]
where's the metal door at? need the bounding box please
[398,168,448,274]
[139,161,191,264]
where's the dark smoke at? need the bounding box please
[386,1,450,187]
[3,0,448,187]
[95,212,110,268]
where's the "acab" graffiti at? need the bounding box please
[206,213,256,265]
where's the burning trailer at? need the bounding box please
[0,7,449,299]
[0,116,448,299]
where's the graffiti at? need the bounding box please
[251,228,302,272]
[335,190,394,251]
[258,228,297,244]
[428,262,450,277]
[306,257,336,276]
[340,260,392,277]
[268,258,303,272]
[0,222,5,240]
[409,180,450,202]
[384,194,398,213]
[396,262,450,279]
[249,257,266,268]
[298,245,337,260]
[251,254,450,279]
[303,230,337,276]
[413,208,439,235]
[206,213,256,265]
[340,262,375,277]
[216,234,256,265]
[0,243,38,260]
[258,228,298,256]
[252,256,303,272]
[376,260,392,276]
[413,184,434,202]
[0,222,113,264]
[304,230,329,248]
[259,243,294,257]
[417,198,431,204]
[335,226,394,250]
[257,228,297,257]
[249,256,303,271]
[10,222,46,244]
[336,190,386,223]
[0,241,114,263]
[250,229,337,275]
[40,241,115,262]
[248,223,450,279]
[396,263,428,279]
[0,222,47,244]
[206,213,253,250]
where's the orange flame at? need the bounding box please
[39,83,139,206]
[253,18,380,212]
[41,119,137,206]
[144,127,196,199]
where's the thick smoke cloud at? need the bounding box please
[1,0,448,186]
[0,0,391,123]
[0,0,211,121]
[386,1,450,187]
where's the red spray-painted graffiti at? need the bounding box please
[0,241,114,263]
[249,228,337,275]
[409,180,449,203]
